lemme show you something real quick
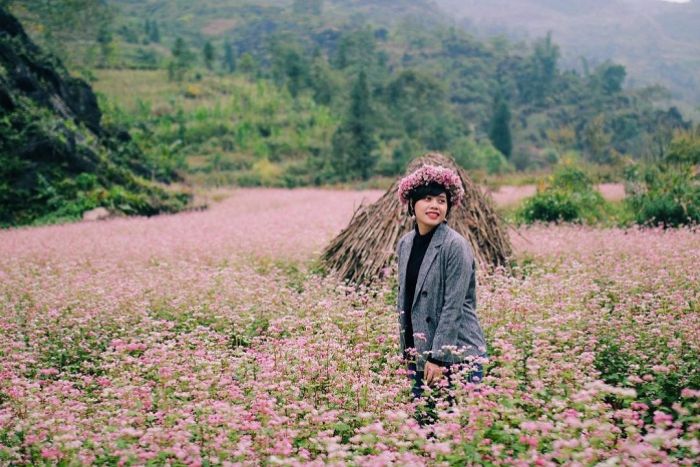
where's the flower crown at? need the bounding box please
[397,164,464,206]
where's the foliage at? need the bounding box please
[451,137,512,175]
[595,336,700,425]
[5,0,113,70]
[0,8,190,227]
[488,95,512,158]
[14,0,689,182]
[517,163,609,224]
[202,41,215,71]
[223,41,235,73]
[625,164,700,227]
[5,0,694,203]
[622,128,700,227]
[330,71,377,181]
[666,128,700,166]
[168,37,192,82]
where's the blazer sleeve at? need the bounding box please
[395,237,403,310]
[430,236,473,361]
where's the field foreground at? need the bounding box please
[1,188,698,465]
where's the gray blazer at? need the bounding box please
[396,222,487,370]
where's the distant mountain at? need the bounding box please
[434,0,700,110]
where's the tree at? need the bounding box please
[309,55,340,105]
[584,114,612,163]
[666,127,700,165]
[292,0,323,15]
[96,23,114,67]
[203,41,214,70]
[270,40,310,97]
[646,107,688,162]
[238,52,256,76]
[489,96,513,158]
[149,20,160,43]
[385,70,451,148]
[333,29,376,72]
[519,32,560,104]
[223,41,236,73]
[169,37,191,81]
[331,70,377,180]
[599,63,626,94]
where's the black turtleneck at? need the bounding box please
[403,224,436,358]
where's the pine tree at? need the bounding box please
[203,41,215,70]
[223,41,236,73]
[489,96,513,158]
[238,53,256,76]
[331,70,376,180]
[150,20,160,43]
[520,32,560,104]
[170,37,190,81]
[96,23,113,67]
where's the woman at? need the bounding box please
[396,162,487,422]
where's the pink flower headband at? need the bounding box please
[397,164,464,206]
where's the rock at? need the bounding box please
[0,6,191,226]
[83,207,111,221]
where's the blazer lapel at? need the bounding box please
[411,223,447,311]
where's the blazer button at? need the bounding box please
[426,316,432,323]
[421,290,427,297]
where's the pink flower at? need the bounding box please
[41,447,62,460]
[397,165,465,206]
[681,388,700,398]
[631,402,649,411]
[653,411,673,427]
[519,435,539,448]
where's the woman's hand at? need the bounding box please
[424,361,446,385]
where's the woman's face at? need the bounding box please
[414,192,448,233]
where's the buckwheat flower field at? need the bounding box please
[1,189,698,465]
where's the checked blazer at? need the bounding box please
[396,222,487,371]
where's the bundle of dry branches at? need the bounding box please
[321,153,512,285]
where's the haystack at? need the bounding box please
[321,153,512,285]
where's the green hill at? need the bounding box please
[5,0,692,191]
[0,7,191,227]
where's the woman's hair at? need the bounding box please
[408,181,452,217]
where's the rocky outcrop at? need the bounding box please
[0,7,191,226]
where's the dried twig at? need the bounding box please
[321,153,513,284]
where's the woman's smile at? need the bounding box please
[414,193,448,234]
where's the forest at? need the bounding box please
[1,0,698,225]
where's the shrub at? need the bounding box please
[518,191,580,222]
[625,164,700,227]
[517,164,608,224]
[451,137,512,175]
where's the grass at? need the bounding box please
[92,69,252,112]
[92,68,340,187]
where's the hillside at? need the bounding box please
[435,0,700,113]
[4,0,692,193]
[0,7,191,226]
